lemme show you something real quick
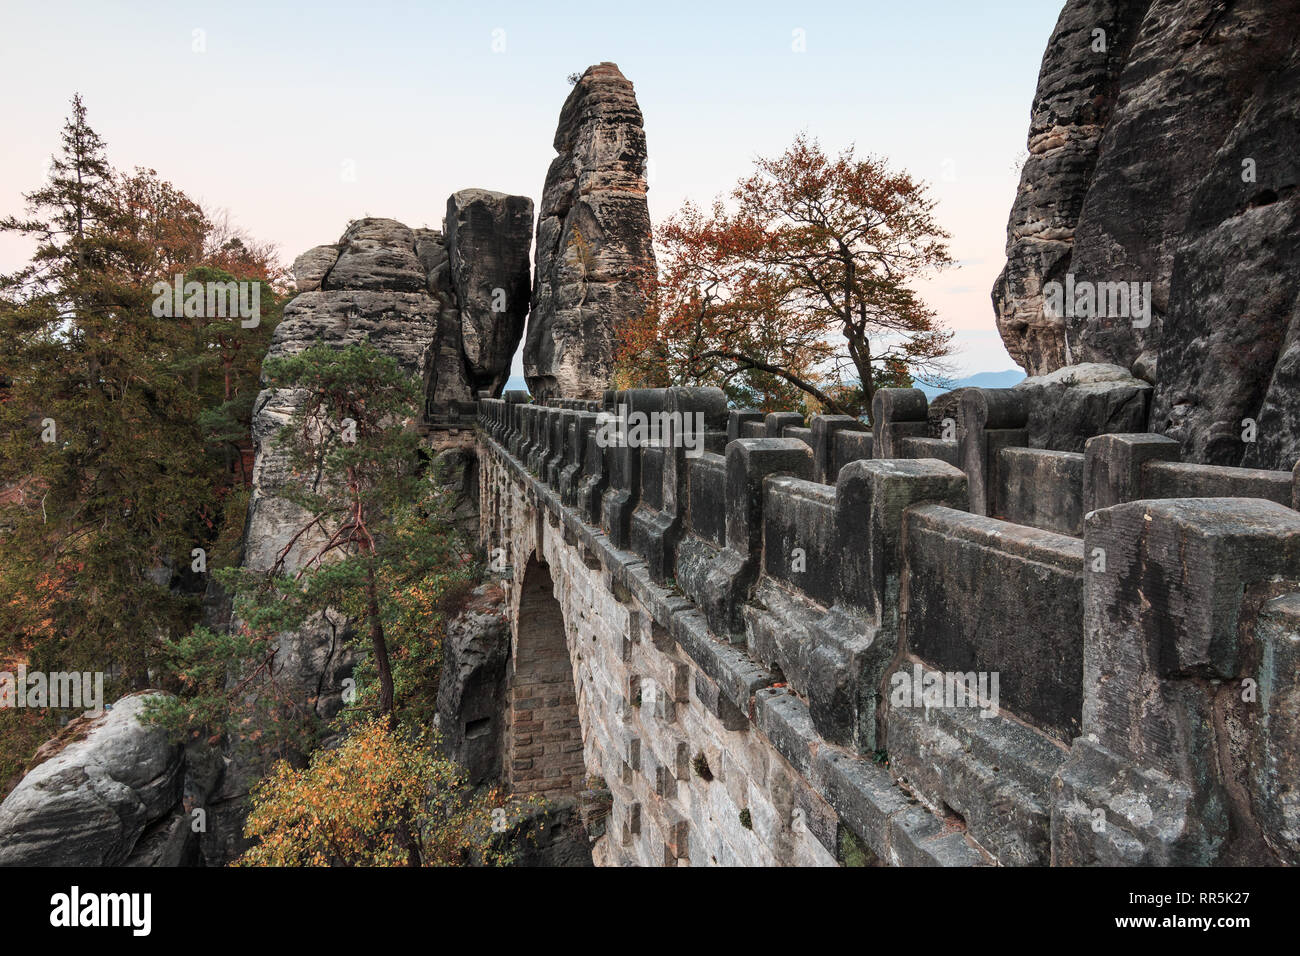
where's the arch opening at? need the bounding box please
[508,556,584,796]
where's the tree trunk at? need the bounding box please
[861,337,874,410]
[364,560,395,724]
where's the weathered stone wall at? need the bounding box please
[483,435,845,865]
[475,384,1300,866]
[869,386,1300,535]
[997,446,1084,535]
[901,505,1085,743]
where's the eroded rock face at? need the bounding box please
[436,583,511,786]
[446,190,534,397]
[994,0,1300,470]
[525,62,655,402]
[0,693,183,866]
[993,0,1155,378]
[246,280,443,577]
[215,206,530,863]
[327,218,426,292]
[1015,363,1152,453]
[287,205,532,407]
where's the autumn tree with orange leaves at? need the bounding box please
[618,135,954,417]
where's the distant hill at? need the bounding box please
[498,370,1028,402]
[913,369,1025,400]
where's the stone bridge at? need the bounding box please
[467,386,1300,867]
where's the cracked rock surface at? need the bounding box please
[994,0,1300,470]
[525,62,655,402]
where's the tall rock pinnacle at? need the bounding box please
[524,62,656,402]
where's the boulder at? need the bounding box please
[0,693,183,866]
[291,244,341,293]
[446,189,534,397]
[1015,363,1152,452]
[324,218,425,292]
[525,63,656,401]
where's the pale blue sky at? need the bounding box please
[0,0,1066,376]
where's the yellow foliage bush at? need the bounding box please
[236,717,511,867]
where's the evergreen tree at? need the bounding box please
[150,342,478,748]
[0,96,281,700]
[0,95,199,686]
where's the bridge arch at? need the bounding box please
[507,555,585,796]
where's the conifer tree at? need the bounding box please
[151,341,478,748]
[0,96,278,694]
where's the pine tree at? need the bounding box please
[1,94,114,298]
[0,98,208,687]
[149,341,478,751]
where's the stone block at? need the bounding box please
[871,387,929,460]
[902,505,1085,741]
[728,409,764,444]
[765,411,804,438]
[811,414,869,484]
[1076,497,1300,862]
[997,446,1084,534]
[958,388,1029,516]
[1081,432,1180,513]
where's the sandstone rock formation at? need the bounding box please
[208,204,530,862]
[446,190,534,398]
[994,0,1300,471]
[326,218,427,292]
[1014,362,1151,453]
[436,582,511,786]
[246,220,449,709]
[525,62,655,401]
[992,0,1147,378]
[290,243,341,293]
[288,201,532,407]
[0,693,184,866]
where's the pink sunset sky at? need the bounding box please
[0,0,1066,379]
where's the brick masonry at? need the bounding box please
[507,558,585,796]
